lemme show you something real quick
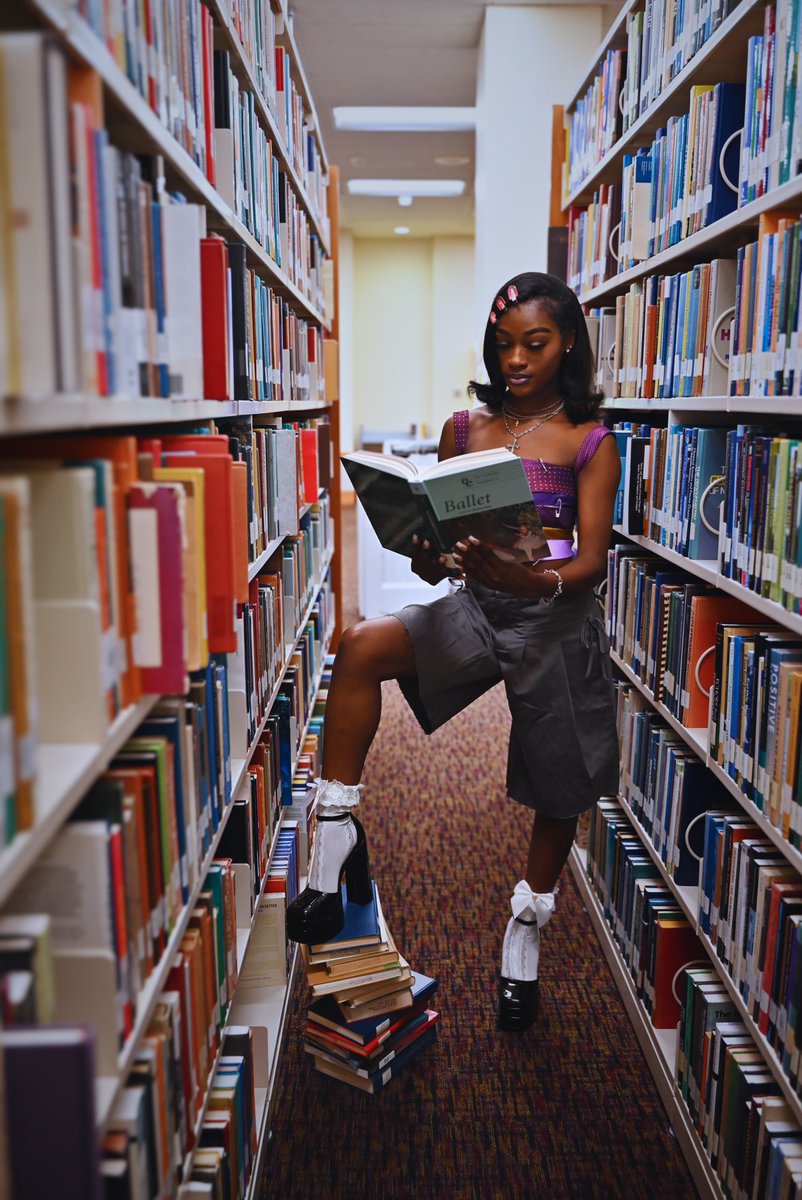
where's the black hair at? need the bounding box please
[468,271,605,422]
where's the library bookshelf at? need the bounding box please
[0,0,340,1195]
[559,0,802,1193]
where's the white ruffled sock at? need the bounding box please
[501,881,556,982]
[307,778,363,893]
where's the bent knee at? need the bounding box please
[337,617,414,678]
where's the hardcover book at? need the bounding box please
[341,447,547,565]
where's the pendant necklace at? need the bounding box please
[502,398,564,454]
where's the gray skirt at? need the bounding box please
[393,583,620,819]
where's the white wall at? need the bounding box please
[344,236,475,455]
[431,236,476,435]
[475,5,604,346]
[337,230,355,453]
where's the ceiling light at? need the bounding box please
[334,106,476,132]
[398,195,413,208]
[348,179,466,198]
[434,155,471,167]
[394,226,410,235]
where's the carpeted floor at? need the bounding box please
[262,509,696,1200]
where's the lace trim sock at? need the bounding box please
[307,778,362,893]
[501,881,556,982]
[313,777,363,814]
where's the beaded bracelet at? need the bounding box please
[541,568,564,607]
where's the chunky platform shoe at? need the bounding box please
[496,881,555,1033]
[285,780,372,945]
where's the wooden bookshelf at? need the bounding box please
[0,0,340,1193]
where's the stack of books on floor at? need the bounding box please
[300,882,439,1093]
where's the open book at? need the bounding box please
[342,447,548,565]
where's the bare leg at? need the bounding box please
[525,811,579,892]
[322,616,418,784]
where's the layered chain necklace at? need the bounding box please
[501,397,564,454]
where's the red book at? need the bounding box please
[652,919,701,1028]
[128,482,188,694]
[232,460,250,604]
[166,952,201,1130]
[108,823,133,1040]
[759,880,802,1035]
[160,439,237,654]
[201,8,216,186]
[300,428,319,504]
[200,236,231,400]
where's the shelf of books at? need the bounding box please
[0,0,342,1196]
[569,845,723,1200]
[562,0,802,1192]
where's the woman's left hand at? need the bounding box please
[452,537,551,598]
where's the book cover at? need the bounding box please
[342,447,547,564]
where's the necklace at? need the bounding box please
[502,397,563,425]
[501,400,564,454]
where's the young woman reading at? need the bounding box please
[286,271,621,1032]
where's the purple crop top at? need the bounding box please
[452,409,611,559]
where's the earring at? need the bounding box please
[565,345,573,355]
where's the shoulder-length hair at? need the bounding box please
[468,271,605,422]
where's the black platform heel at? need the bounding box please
[286,814,372,945]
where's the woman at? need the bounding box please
[287,271,621,1032]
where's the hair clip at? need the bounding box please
[507,285,519,303]
[489,312,497,325]
[494,296,507,312]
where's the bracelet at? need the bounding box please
[541,568,564,606]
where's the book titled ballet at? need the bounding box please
[341,447,548,566]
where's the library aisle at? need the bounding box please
[262,511,695,1200]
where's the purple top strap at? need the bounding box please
[453,409,470,453]
[574,424,611,474]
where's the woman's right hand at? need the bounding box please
[410,534,451,585]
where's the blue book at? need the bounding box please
[313,1023,439,1094]
[309,972,439,1046]
[311,880,381,953]
[704,83,747,227]
[688,428,727,561]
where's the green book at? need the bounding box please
[342,446,549,566]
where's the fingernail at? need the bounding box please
[423,540,430,549]
[412,535,419,544]
[468,536,480,545]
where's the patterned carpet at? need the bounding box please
[262,509,696,1200]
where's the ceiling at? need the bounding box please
[289,0,618,238]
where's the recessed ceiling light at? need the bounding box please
[394,226,410,235]
[434,155,471,167]
[334,106,476,132]
[398,195,413,208]
[348,179,466,197]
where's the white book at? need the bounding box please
[161,202,206,398]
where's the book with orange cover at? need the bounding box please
[681,594,758,728]
[160,439,236,654]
